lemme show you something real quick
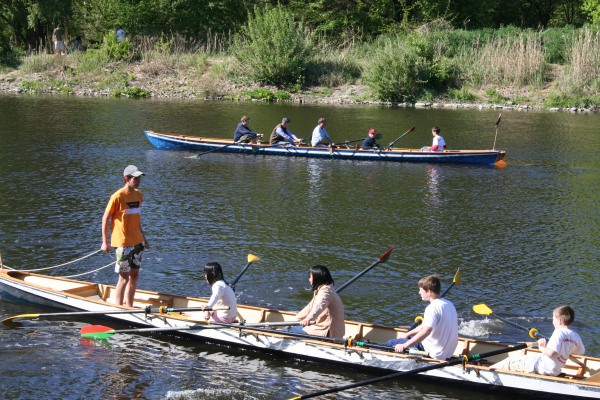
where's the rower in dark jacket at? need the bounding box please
[362,129,382,150]
[233,116,263,143]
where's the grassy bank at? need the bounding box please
[1,11,599,111]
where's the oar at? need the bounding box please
[187,140,246,158]
[406,267,461,332]
[288,343,527,399]
[81,320,303,340]
[473,303,546,340]
[1,305,229,325]
[229,253,261,291]
[492,113,501,150]
[385,126,416,150]
[441,267,461,298]
[335,246,395,294]
[337,133,383,148]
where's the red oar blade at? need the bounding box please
[80,325,116,339]
[378,245,395,263]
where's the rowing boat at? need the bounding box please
[144,130,506,166]
[1,268,598,398]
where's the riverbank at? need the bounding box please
[0,57,597,114]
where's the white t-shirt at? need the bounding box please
[431,135,446,151]
[535,327,585,375]
[422,298,459,360]
[207,280,238,321]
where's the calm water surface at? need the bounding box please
[0,94,599,399]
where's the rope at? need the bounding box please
[15,249,103,272]
[58,261,114,278]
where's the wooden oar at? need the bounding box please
[1,305,229,325]
[187,140,245,158]
[441,267,461,297]
[405,267,462,332]
[473,303,546,340]
[229,253,261,292]
[493,113,501,150]
[385,126,416,150]
[335,246,394,294]
[288,343,528,399]
[81,320,303,340]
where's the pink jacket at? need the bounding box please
[296,284,345,338]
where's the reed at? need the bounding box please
[564,27,600,91]
[462,31,548,88]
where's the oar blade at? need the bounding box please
[247,254,261,263]
[2,313,40,324]
[495,113,502,126]
[80,325,116,339]
[473,303,492,315]
[378,246,394,263]
[453,268,462,285]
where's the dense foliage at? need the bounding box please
[1,0,599,106]
[1,0,600,53]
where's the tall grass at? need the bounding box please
[565,27,600,91]
[462,32,548,87]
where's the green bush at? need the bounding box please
[364,44,431,102]
[232,5,314,88]
[448,87,477,102]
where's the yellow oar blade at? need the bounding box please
[247,254,261,263]
[2,313,41,324]
[453,268,462,285]
[473,304,492,315]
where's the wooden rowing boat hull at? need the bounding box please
[1,269,598,399]
[144,130,506,166]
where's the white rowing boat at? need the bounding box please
[1,268,598,399]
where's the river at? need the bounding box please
[0,94,598,400]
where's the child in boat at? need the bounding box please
[491,305,585,376]
[421,126,446,152]
[288,265,345,338]
[203,262,238,324]
[362,129,383,150]
[385,275,458,360]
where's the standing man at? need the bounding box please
[385,275,458,360]
[101,165,149,307]
[116,27,126,43]
[311,117,332,147]
[52,24,64,55]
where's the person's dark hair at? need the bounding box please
[309,265,334,290]
[205,262,226,285]
[418,275,441,294]
[432,126,440,134]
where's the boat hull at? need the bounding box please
[144,130,506,166]
[1,269,597,399]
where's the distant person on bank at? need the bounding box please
[116,27,126,43]
[52,24,64,55]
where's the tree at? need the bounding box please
[582,0,600,22]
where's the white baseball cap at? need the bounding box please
[123,165,145,177]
